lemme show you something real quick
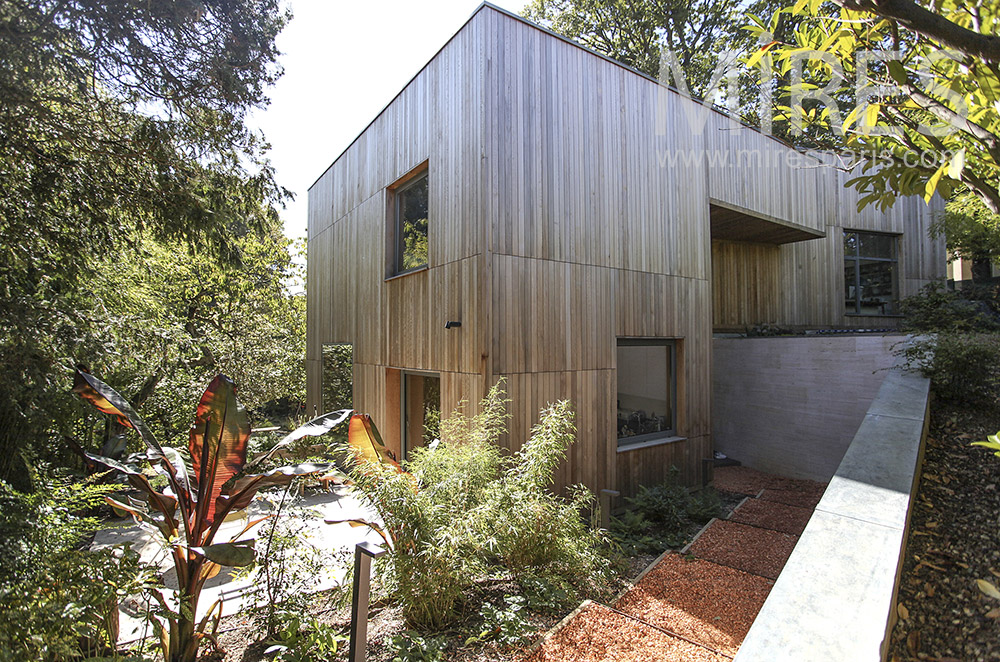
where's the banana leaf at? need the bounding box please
[190,375,250,526]
[73,369,162,455]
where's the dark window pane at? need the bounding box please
[617,343,673,443]
[397,174,429,272]
[844,261,858,314]
[857,260,897,314]
[859,233,894,258]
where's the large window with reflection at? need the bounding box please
[844,230,899,315]
[617,339,676,446]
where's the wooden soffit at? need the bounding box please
[709,201,825,245]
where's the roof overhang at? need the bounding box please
[709,201,825,245]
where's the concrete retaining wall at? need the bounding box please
[713,335,902,481]
[734,366,930,661]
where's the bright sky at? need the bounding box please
[251,0,524,241]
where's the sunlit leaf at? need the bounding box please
[189,540,255,567]
[73,369,162,454]
[248,408,352,469]
[190,375,250,525]
[347,414,400,470]
[978,579,1000,600]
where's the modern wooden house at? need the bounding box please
[306,3,945,496]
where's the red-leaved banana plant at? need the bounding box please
[72,368,351,662]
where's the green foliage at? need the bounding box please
[900,281,1000,333]
[74,371,348,662]
[0,0,293,484]
[0,475,144,662]
[973,431,1000,459]
[264,611,347,662]
[465,595,532,647]
[517,573,574,614]
[388,631,448,662]
[609,470,722,554]
[523,0,786,99]
[898,332,1000,408]
[238,485,350,637]
[933,193,1000,270]
[628,467,690,530]
[687,487,724,524]
[749,3,1000,214]
[347,381,613,631]
[322,344,354,413]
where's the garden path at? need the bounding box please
[524,467,827,661]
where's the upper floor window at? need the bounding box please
[844,230,898,315]
[617,338,677,446]
[391,169,429,275]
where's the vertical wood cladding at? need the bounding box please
[306,5,944,496]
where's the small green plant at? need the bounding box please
[264,611,346,662]
[388,630,448,662]
[973,430,1000,458]
[687,488,724,523]
[628,467,690,530]
[518,573,573,614]
[0,474,146,662]
[465,595,532,647]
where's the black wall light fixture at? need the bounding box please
[445,321,462,329]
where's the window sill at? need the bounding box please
[616,435,686,453]
[385,265,428,282]
[844,313,904,318]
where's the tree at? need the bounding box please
[0,0,292,482]
[932,193,1000,283]
[523,0,786,99]
[746,1,1000,214]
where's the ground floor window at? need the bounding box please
[844,230,899,315]
[321,343,353,413]
[617,339,676,446]
[403,372,440,459]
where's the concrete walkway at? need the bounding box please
[524,467,827,661]
[92,485,381,644]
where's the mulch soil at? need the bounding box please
[686,520,799,580]
[728,498,813,536]
[887,403,1000,662]
[523,603,730,662]
[614,555,772,656]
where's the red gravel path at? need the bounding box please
[525,603,730,662]
[614,555,772,656]
[688,520,799,580]
[729,498,814,536]
[758,487,823,509]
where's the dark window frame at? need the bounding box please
[616,338,678,447]
[843,230,900,316]
[389,167,429,276]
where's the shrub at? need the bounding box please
[900,281,1000,332]
[897,332,1000,407]
[627,467,690,530]
[0,475,144,662]
[687,488,724,523]
[344,380,613,631]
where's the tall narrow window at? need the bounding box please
[392,171,429,274]
[844,230,899,315]
[617,339,676,446]
[321,343,353,413]
[402,372,440,459]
